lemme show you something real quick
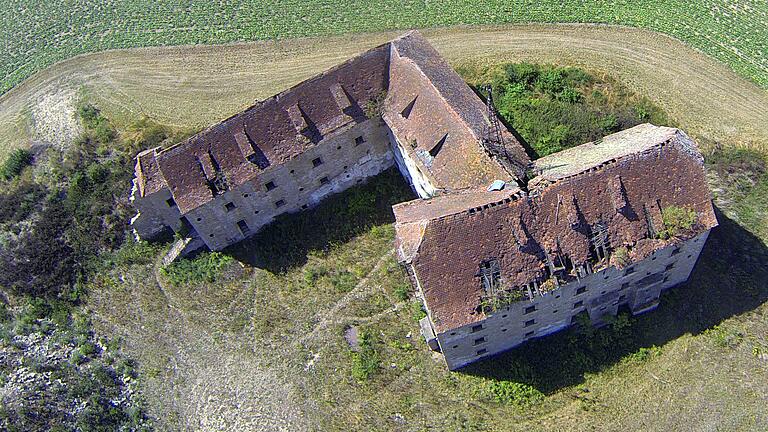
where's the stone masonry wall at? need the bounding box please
[182,118,393,250]
[430,230,711,370]
[388,128,437,199]
[130,180,183,239]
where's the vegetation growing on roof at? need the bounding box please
[657,205,697,239]
[363,90,388,120]
[458,62,671,157]
[611,246,630,267]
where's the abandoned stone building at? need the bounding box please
[130,31,717,370]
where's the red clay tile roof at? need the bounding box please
[147,42,390,214]
[383,32,529,190]
[134,31,532,213]
[394,186,525,263]
[134,148,164,197]
[397,124,717,334]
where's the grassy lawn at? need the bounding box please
[1,1,767,96]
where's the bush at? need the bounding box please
[658,205,697,239]
[0,148,33,180]
[393,283,410,302]
[350,331,380,382]
[626,345,662,363]
[77,103,115,144]
[463,63,671,157]
[489,381,544,405]
[411,301,427,322]
[160,252,234,286]
[611,246,630,267]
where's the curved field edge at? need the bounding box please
[1,0,767,96]
[2,24,768,163]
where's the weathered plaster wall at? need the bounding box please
[388,129,437,199]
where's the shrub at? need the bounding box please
[77,103,115,144]
[393,283,410,302]
[489,381,544,405]
[363,90,387,119]
[411,301,427,322]
[626,345,662,363]
[160,252,234,286]
[344,188,376,218]
[463,63,670,158]
[611,246,630,267]
[658,205,697,239]
[0,148,33,180]
[351,331,379,382]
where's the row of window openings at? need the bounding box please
[471,330,537,356]
[622,262,675,276]
[218,174,333,214]
[176,135,366,212]
[462,293,638,338]
[466,268,677,335]
[459,277,673,352]
[478,256,683,310]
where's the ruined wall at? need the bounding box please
[432,230,710,370]
[130,178,182,239]
[185,119,393,250]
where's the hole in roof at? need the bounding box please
[401,96,417,119]
[429,133,448,157]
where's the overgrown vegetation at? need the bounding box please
[459,62,671,156]
[0,148,32,180]
[488,380,544,406]
[160,252,235,286]
[0,103,180,430]
[350,331,380,382]
[706,146,768,239]
[229,167,413,272]
[657,205,697,239]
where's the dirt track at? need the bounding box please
[1,24,767,160]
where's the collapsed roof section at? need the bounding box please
[132,31,531,214]
[394,124,718,334]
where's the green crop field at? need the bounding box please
[1,0,767,96]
